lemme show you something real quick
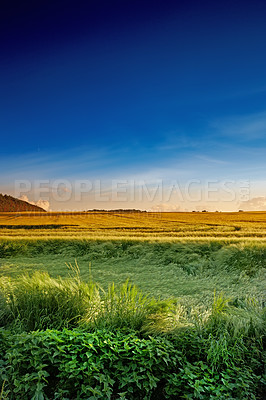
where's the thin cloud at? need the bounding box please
[239,197,266,211]
[196,155,229,165]
[210,111,266,140]
[0,145,124,182]
[151,203,182,212]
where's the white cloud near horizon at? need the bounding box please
[239,197,266,211]
[151,203,183,212]
[19,195,50,211]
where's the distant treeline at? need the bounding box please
[0,194,45,212]
[87,209,147,212]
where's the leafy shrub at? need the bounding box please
[1,329,180,400]
[165,360,261,399]
[0,327,264,400]
[0,263,265,399]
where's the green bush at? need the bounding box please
[0,328,264,400]
[0,263,265,399]
[165,360,261,399]
[1,329,180,400]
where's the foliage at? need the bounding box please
[0,329,178,400]
[0,326,264,400]
[0,271,264,399]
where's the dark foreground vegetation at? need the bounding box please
[0,272,265,399]
[0,325,264,400]
[0,239,265,399]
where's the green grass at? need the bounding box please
[0,269,171,334]
[0,271,265,399]
[0,239,265,307]
[0,238,265,399]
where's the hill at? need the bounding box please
[0,194,46,212]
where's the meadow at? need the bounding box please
[1,210,266,240]
[0,212,265,399]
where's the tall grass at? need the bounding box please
[0,270,264,399]
[89,280,151,331]
[0,269,173,333]
[0,269,264,340]
[0,267,100,331]
[1,239,265,312]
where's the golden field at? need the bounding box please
[1,211,266,241]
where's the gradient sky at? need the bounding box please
[1,0,266,211]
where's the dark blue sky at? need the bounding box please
[1,0,266,210]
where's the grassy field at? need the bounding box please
[0,211,265,304]
[0,211,265,316]
[0,212,265,399]
[1,210,266,240]
[0,239,265,307]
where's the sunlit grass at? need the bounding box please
[0,269,264,340]
[1,211,266,240]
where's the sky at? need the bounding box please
[1,0,266,211]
